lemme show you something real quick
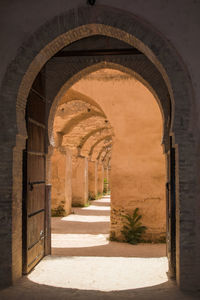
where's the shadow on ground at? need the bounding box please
[52,242,166,257]
[0,278,199,300]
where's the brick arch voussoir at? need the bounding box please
[98,144,112,162]
[78,126,112,154]
[59,88,105,113]
[2,7,194,219]
[1,6,194,149]
[102,149,112,164]
[89,135,113,158]
[55,110,106,147]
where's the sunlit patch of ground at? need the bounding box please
[28,256,168,291]
[81,205,110,211]
[61,215,109,222]
[52,233,109,248]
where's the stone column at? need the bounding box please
[97,163,104,195]
[72,156,88,206]
[88,160,98,199]
[51,147,72,215]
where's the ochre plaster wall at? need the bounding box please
[73,69,166,241]
[71,156,88,206]
[51,148,72,215]
[97,163,104,195]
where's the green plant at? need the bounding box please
[121,208,147,244]
[94,192,103,200]
[51,204,66,217]
[88,193,95,201]
[72,201,91,208]
[157,235,166,243]
[103,178,108,194]
[97,192,102,199]
[84,201,91,207]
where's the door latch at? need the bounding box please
[28,182,34,191]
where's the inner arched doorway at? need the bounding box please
[49,66,166,244]
[30,65,165,288]
[21,32,176,288]
[22,37,171,280]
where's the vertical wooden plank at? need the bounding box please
[22,70,47,274]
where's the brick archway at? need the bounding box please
[0,5,198,290]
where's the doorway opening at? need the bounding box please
[23,65,169,291]
[3,5,194,291]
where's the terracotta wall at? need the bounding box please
[73,69,166,241]
[51,69,166,240]
[51,147,72,215]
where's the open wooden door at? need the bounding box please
[22,71,50,274]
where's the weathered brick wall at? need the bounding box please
[0,5,198,291]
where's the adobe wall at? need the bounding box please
[50,69,166,240]
[0,1,199,291]
[88,161,98,199]
[97,163,104,195]
[51,147,72,215]
[0,1,199,114]
[73,69,166,241]
[71,156,88,206]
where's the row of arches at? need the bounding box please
[0,5,198,292]
[51,86,113,213]
[49,67,165,241]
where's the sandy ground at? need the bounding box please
[0,196,199,299]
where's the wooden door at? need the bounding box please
[22,72,47,274]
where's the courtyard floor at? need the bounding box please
[0,196,199,299]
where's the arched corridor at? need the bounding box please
[48,66,167,249]
[20,65,169,295]
[0,2,200,298]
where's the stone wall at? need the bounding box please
[0,2,199,291]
